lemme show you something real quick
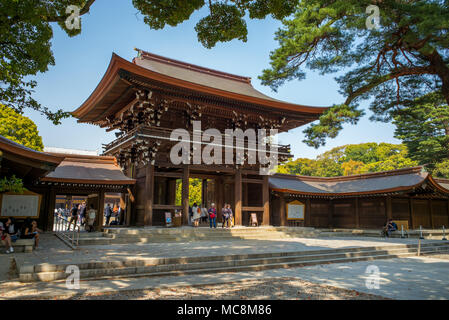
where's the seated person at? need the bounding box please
[0,220,14,254]
[21,220,42,249]
[383,219,398,237]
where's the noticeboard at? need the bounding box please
[286,200,305,220]
[0,191,42,218]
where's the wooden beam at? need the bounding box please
[262,175,270,226]
[153,204,182,210]
[144,164,154,226]
[234,168,242,225]
[182,165,190,225]
[242,206,264,212]
[242,178,264,184]
[97,190,105,230]
[154,171,182,178]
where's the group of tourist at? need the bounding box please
[64,201,98,232]
[0,218,41,254]
[189,203,234,229]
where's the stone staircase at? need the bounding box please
[318,228,449,240]
[16,241,449,282]
[77,226,320,245]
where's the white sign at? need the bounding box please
[287,203,304,220]
[0,194,40,217]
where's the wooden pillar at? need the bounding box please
[234,169,242,225]
[214,177,223,221]
[355,197,360,228]
[144,164,154,226]
[409,197,414,229]
[429,199,434,229]
[305,198,311,227]
[182,165,190,225]
[262,175,270,226]
[328,199,333,228]
[202,179,207,207]
[119,193,126,225]
[96,190,105,230]
[386,196,392,220]
[46,188,56,231]
[279,193,287,226]
[167,178,177,205]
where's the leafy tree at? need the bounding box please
[433,160,449,178]
[2,0,297,123]
[0,175,25,193]
[393,92,449,171]
[0,104,44,151]
[260,0,449,149]
[175,178,202,206]
[277,142,418,176]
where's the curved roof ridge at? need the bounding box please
[273,166,425,182]
[134,48,252,84]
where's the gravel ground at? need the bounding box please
[19,278,389,300]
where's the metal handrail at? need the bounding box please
[54,214,80,249]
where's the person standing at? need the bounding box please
[208,203,217,229]
[192,203,200,227]
[227,204,234,228]
[67,204,78,231]
[87,204,97,232]
[79,201,87,228]
[104,204,112,226]
[222,203,230,229]
[200,205,208,224]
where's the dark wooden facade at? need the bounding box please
[270,168,449,229]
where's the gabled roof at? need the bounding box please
[269,167,449,197]
[72,51,328,123]
[41,154,136,185]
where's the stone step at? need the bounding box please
[17,242,449,282]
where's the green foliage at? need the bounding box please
[260,0,449,149]
[0,104,44,151]
[433,160,449,178]
[277,142,418,177]
[0,175,25,193]
[2,0,297,122]
[175,178,202,206]
[393,92,449,172]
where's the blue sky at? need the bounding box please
[25,0,401,159]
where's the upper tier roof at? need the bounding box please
[72,50,328,123]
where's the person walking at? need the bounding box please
[67,204,78,231]
[104,204,113,226]
[208,203,217,229]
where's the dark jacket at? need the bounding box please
[104,206,113,217]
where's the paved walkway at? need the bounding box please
[1,255,449,299]
[12,233,433,268]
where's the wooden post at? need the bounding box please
[262,175,270,226]
[279,193,287,227]
[46,188,56,231]
[355,197,360,228]
[328,199,333,228]
[144,164,154,226]
[167,178,177,205]
[386,196,392,220]
[119,192,126,225]
[305,198,311,227]
[234,168,242,225]
[409,198,414,229]
[202,179,207,207]
[182,165,190,225]
[215,177,224,222]
[429,199,434,229]
[97,190,105,230]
